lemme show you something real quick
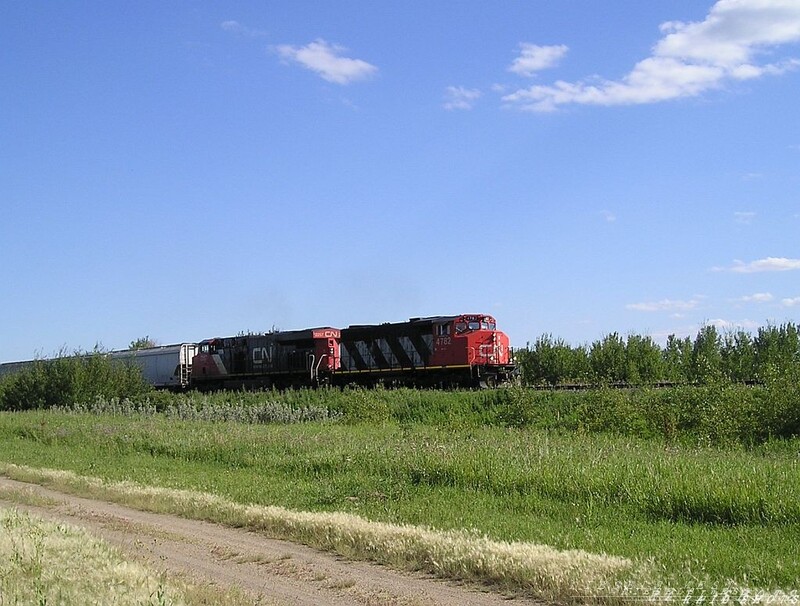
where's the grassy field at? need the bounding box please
[0,406,798,603]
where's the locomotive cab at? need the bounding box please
[430,314,514,384]
[193,339,225,378]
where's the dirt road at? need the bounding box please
[0,476,539,605]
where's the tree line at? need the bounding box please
[517,322,800,386]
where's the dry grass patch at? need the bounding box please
[0,504,265,606]
[0,483,61,508]
[0,506,187,605]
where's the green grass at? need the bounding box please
[0,409,798,597]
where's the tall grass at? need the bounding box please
[61,381,800,447]
[54,394,342,424]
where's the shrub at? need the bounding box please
[0,352,151,411]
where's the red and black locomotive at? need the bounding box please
[192,314,515,389]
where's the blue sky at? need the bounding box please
[2,1,799,361]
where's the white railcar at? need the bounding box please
[109,344,197,388]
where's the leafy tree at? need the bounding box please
[625,334,664,384]
[520,334,589,385]
[589,332,627,384]
[691,325,723,383]
[754,323,800,381]
[663,334,692,383]
[721,330,756,383]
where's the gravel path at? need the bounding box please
[0,476,540,605]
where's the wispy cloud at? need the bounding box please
[275,39,377,85]
[626,297,702,312]
[734,211,756,224]
[652,318,759,342]
[221,20,267,38]
[737,292,774,303]
[508,43,568,77]
[707,318,760,331]
[443,86,482,110]
[600,209,616,223]
[709,318,735,330]
[503,0,800,111]
[782,296,800,307]
[715,257,800,273]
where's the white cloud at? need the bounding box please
[626,298,702,312]
[443,86,482,110]
[503,0,800,111]
[652,318,759,342]
[600,209,616,222]
[709,318,735,329]
[508,43,568,77]
[707,318,761,330]
[734,211,756,224]
[782,296,800,306]
[718,257,800,273]
[738,292,774,302]
[221,20,267,38]
[275,39,377,85]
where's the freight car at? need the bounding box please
[109,344,198,388]
[190,314,515,389]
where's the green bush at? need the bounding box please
[334,386,392,424]
[0,352,151,411]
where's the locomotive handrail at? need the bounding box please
[314,354,327,382]
[308,353,329,382]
